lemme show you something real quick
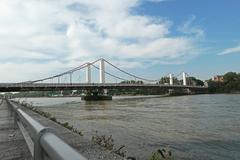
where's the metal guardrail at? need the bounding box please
[7,100,87,160]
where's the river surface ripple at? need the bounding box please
[19,94,240,160]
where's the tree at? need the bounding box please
[159,77,169,84]
[208,80,225,93]
[223,72,238,83]
[208,72,240,93]
[187,77,204,86]
[223,72,240,92]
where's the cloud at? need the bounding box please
[178,15,204,38]
[0,61,63,82]
[218,44,240,55]
[0,0,202,82]
[144,0,166,2]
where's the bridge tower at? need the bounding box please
[182,72,187,86]
[99,58,105,84]
[70,72,73,84]
[169,74,173,85]
[82,60,111,100]
[86,63,91,83]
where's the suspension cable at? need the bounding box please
[91,64,128,81]
[103,59,158,82]
[174,72,183,78]
[22,58,185,84]
[29,59,102,83]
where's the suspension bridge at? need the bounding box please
[0,58,208,159]
[0,58,208,99]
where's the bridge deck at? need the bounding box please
[0,100,31,160]
[0,83,208,92]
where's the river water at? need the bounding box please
[18,94,240,160]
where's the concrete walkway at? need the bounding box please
[0,99,31,160]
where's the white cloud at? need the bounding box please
[144,0,166,2]
[0,61,62,82]
[178,15,204,38]
[0,0,202,82]
[218,44,240,55]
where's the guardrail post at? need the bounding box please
[13,111,18,128]
[34,127,54,160]
[7,99,18,128]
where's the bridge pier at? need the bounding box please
[81,89,112,101]
[167,88,193,96]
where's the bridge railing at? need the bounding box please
[7,100,87,160]
[0,82,207,87]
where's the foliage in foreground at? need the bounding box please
[92,131,127,157]
[17,100,83,136]
[150,148,173,160]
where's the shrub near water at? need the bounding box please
[17,100,83,136]
[92,131,127,157]
[150,148,173,160]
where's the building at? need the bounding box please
[212,75,224,82]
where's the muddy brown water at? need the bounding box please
[16,94,240,160]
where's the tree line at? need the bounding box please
[208,72,240,93]
[157,76,204,86]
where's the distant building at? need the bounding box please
[212,75,224,82]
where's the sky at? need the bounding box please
[0,0,239,82]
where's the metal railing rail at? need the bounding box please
[7,100,87,160]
